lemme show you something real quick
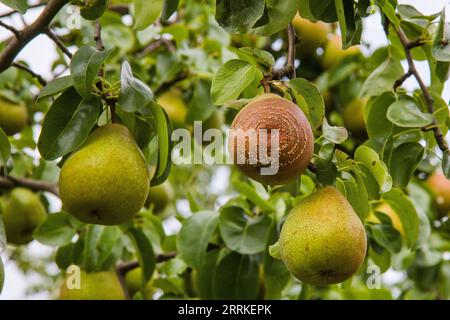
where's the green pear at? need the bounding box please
[145,181,174,214]
[427,172,450,218]
[59,270,126,300]
[124,267,154,299]
[157,88,188,128]
[279,186,367,285]
[322,35,361,70]
[292,13,331,57]
[59,124,150,225]
[343,98,367,137]
[0,98,28,136]
[1,188,46,245]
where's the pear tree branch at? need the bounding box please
[45,28,73,58]
[12,62,47,86]
[394,26,449,154]
[0,0,70,73]
[0,20,21,38]
[0,176,59,196]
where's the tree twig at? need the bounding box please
[94,19,104,51]
[0,176,59,196]
[12,62,47,86]
[0,0,70,73]
[263,23,297,82]
[45,28,73,58]
[0,20,21,38]
[395,26,449,154]
[116,252,177,275]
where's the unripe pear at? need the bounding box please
[343,98,367,137]
[145,181,174,214]
[367,203,404,236]
[59,270,126,300]
[292,13,331,57]
[1,188,46,245]
[322,35,361,69]
[0,98,28,136]
[124,267,154,299]
[157,88,188,128]
[279,186,367,285]
[229,94,314,185]
[59,124,150,225]
[427,172,450,218]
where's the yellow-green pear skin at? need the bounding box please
[59,271,126,300]
[292,13,330,57]
[125,268,154,299]
[157,88,187,128]
[1,188,46,245]
[0,98,28,136]
[343,98,367,137]
[59,124,150,225]
[322,36,361,70]
[279,186,367,285]
[145,182,174,214]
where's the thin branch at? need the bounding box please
[263,23,297,82]
[12,62,47,86]
[136,38,176,58]
[0,176,59,196]
[94,19,104,51]
[45,28,73,58]
[0,20,21,38]
[108,4,129,15]
[0,0,70,73]
[116,252,177,275]
[395,26,449,154]
[393,69,413,90]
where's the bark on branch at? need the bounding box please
[0,176,59,196]
[0,0,70,73]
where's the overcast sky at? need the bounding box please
[0,0,449,300]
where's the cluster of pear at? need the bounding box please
[293,13,367,139]
[229,93,367,284]
[0,97,28,136]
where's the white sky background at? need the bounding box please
[0,0,449,299]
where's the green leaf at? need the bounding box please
[322,118,348,144]
[239,47,275,69]
[366,92,395,138]
[70,45,112,99]
[0,0,27,13]
[219,206,272,254]
[177,211,219,268]
[212,250,259,300]
[355,145,392,193]
[161,0,180,21]
[252,0,298,36]
[389,142,424,188]
[443,151,450,178]
[232,181,274,212]
[149,101,173,186]
[288,78,325,130]
[84,225,122,272]
[38,76,73,100]
[302,0,337,22]
[337,175,370,220]
[335,0,362,48]
[38,87,100,161]
[211,60,260,105]
[134,0,164,31]
[127,227,156,283]
[316,141,337,185]
[370,223,402,253]
[382,188,419,248]
[33,212,79,247]
[387,95,433,127]
[0,127,11,168]
[186,79,215,123]
[360,56,404,97]
[0,205,6,250]
[195,249,220,299]
[215,0,265,34]
[432,9,450,62]
[376,0,400,27]
[0,257,4,294]
[119,61,154,114]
